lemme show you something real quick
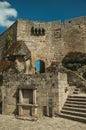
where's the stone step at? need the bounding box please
[68,95,86,98]
[64,103,86,108]
[60,94,86,123]
[73,88,80,94]
[63,106,86,113]
[73,91,79,94]
[74,88,80,91]
[59,113,86,123]
[67,97,86,102]
[61,109,86,117]
[66,100,86,105]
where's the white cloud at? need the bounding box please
[0,1,17,27]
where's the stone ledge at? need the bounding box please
[16,115,38,121]
[17,103,38,107]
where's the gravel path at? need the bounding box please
[0,115,86,130]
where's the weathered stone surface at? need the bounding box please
[0,16,86,120]
[0,16,86,68]
[1,71,69,118]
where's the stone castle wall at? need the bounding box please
[16,20,64,68]
[63,16,86,53]
[0,16,86,68]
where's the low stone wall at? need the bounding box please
[1,72,69,118]
[58,72,69,112]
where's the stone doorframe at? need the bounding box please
[17,87,38,117]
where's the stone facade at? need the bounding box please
[0,16,86,68]
[0,16,86,119]
[1,72,69,118]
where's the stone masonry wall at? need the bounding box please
[63,16,86,53]
[1,72,69,117]
[17,20,58,68]
[16,20,66,68]
[0,21,17,60]
[36,73,58,117]
[0,16,86,68]
[58,72,69,112]
[2,84,18,115]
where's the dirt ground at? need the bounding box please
[0,115,86,130]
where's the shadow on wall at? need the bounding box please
[0,102,2,114]
[0,75,3,86]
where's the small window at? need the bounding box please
[31,27,34,35]
[42,28,45,35]
[31,27,45,36]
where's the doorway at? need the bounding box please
[35,60,45,73]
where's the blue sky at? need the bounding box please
[0,0,86,34]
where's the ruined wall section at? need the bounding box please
[0,21,17,60]
[63,16,86,54]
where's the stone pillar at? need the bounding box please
[25,59,31,74]
[19,89,23,116]
[33,89,36,104]
[33,89,37,116]
[19,89,23,103]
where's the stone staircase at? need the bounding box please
[59,94,86,123]
[73,87,80,94]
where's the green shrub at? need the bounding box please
[64,62,82,71]
[62,52,86,71]
[5,31,13,50]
